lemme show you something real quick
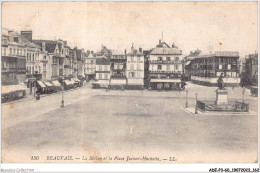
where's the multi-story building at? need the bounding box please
[189,51,240,86]
[1,28,27,85]
[96,45,111,58]
[85,51,96,80]
[126,45,144,89]
[69,48,77,77]
[148,40,183,90]
[20,31,44,82]
[64,43,72,77]
[93,56,110,88]
[109,49,127,88]
[244,53,258,86]
[184,49,202,81]
[76,49,85,77]
[33,39,66,80]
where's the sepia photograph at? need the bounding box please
[0,0,259,170]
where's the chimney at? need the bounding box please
[131,43,134,51]
[42,42,46,52]
[139,47,142,53]
[125,49,127,55]
[21,31,32,42]
[159,39,161,44]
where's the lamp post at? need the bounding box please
[61,78,64,108]
[195,92,198,114]
[185,90,188,108]
[242,87,245,103]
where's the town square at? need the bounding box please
[1,1,258,167]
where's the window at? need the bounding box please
[137,64,140,70]
[129,72,135,78]
[158,57,162,61]
[158,65,162,70]
[104,65,108,71]
[9,48,12,55]
[99,73,102,79]
[4,48,6,56]
[137,56,140,62]
[175,64,179,70]
[219,64,222,70]
[166,57,171,61]
[104,74,108,79]
[137,72,140,78]
[43,56,46,60]
[32,54,35,61]
[91,60,93,63]
[13,48,16,55]
[131,56,134,62]
[17,48,19,55]
[130,64,134,70]
[166,64,170,71]
[99,65,102,71]
[227,64,231,70]
[175,57,179,61]
[43,64,46,72]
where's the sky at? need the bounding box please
[2,1,258,57]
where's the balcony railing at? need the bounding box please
[149,60,181,64]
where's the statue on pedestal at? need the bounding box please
[216,72,228,105]
[217,73,224,90]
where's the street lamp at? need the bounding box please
[61,78,64,108]
[185,90,188,108]
[195,92,198,114]
[242,87,245,103]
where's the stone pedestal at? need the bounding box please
[215,89,228,105]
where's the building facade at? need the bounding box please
[110,49,127,88]
[126,45,144,88]
[244,53,258,86]
[95,56,110,88]
[189,51,240,86]
[85,51,96,80]
[148,40,183,90]
[1,28,27,85]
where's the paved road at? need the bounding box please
[1,82,258,163]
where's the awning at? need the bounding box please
[94,80,109,85]
[51,80,61,87]
[127,79,144,85]
[44,82,54,87]
[1,84,27,94]
[185,61,191,66]
[150,79,181,83]
[37,81,46,88]
[110,79,127,85]
[72,78,79,83]
[64,80,71,86]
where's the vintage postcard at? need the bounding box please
[1,1,258,166]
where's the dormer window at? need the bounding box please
[158,57,162,61]
[166,57,171,61]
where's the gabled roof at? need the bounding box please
[150,47,182,55]
[87,53,94,58]
[127,49,143,56]
[8,30,39,48]
[156,42,170,48]
[33,40,58,53]
[96,57,110,65]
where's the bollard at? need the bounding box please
[185,90,188,108]
[195,92,198,114]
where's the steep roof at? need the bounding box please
[8,31,39,48]
[127,49,143,56]
[150,47,182,55]
[112,49,125,55]
[33,40,58,53]
[96,57,110,65]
